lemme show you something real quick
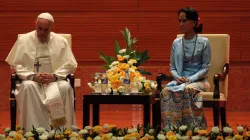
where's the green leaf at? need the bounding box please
[136,50,150,66]
[137,69,152,75]
[100,52,110,64]
[102,65,110,69]
[100,52,116,65]
[114,40,121,55]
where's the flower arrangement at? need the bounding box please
[1,124,250,140]
[88,28,157,94]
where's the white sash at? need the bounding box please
[44,82,65,120]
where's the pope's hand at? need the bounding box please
[33,73,57,84]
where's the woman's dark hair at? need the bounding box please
[178,7,203,33]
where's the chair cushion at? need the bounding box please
[202,92,227,101]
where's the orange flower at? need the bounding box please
[130,132,141,139]
[119,71,125,77]
[198,130,207,136]
[17,130,23,134]
[166,131,175,137]
[216,136,224,140]
[141,137,148,140]
[186,130,192,137]
[118,56,124,61]
[145,87,151,92]
[108,124,116,131]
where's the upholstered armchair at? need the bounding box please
[155,34,230,128]
[9,34,75,130]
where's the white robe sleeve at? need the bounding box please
[53,40,77,78]
[16,65,36,80]
[6,37,36,80]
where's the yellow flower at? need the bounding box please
[168,135,177,140]
[130,132,141,139]
[6,136,13,140]
[131,66,137,70]
[124,134,131,140]
[87,137,93,140]
[14,133,24,140]
[148,136,155,140]
[216,136,224,140]
[234,135,243,140]
[93,126,102,133]
[64,129,72,135]
[28,137,35,140]
[225,136,233,140]
[69,133,76,138]
[101,134,111,140]
[130,59,137,63]
[144,82,150,89]
[16,125,21,130]
[246,131,250,137]
[119,63,130,70]
[186,130,192,137]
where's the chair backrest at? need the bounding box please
[177,34,230,98]
[18,33,72,48]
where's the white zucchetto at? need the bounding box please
[37,12,54,23]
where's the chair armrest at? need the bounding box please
[213,63,229,99]
[67,73,75,89]
[10,73,18,99]
[156,73,173,97]
[67,73,76,110]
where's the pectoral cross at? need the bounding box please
[34,60,41,73]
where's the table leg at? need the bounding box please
[83,98,90,127]
[93,104,100,126]
[152,100,161,130]
[144,103,150,127]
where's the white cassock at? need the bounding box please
[5,30,78,131]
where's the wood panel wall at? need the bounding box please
[0,0,250,111]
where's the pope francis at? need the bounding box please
[5,13,78,131]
